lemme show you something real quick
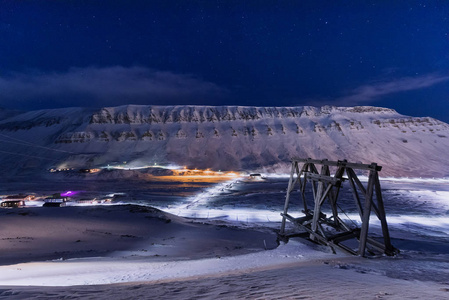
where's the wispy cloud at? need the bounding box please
[335,73,449,106]
[0,66,229,109]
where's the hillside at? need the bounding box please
[0,105,448,177]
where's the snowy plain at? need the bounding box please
[0,173,449,299]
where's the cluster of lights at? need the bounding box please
[103,161,241,177]
[52,160,243,178]
[49,168,74,172]
[103,162,184,171]
[171,168,240,177]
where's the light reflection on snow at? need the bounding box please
[162,207,287,223]
[154,176,449,241]
[408,190,449,208]
[177,178,242,209]
[262,174,290,179]
[161,206,449,236]
[24,200,44,207]
[386,215,449,228]
[340,213,449,230]
[381,177,449,183]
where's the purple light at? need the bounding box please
[61,191,78,197]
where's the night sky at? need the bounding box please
[1,1,449,122]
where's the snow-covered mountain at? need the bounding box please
[0,105,448,177]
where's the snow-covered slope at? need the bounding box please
[0,105,448,177]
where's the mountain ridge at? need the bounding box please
[0,105,448,177]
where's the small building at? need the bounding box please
[1,194,33,208]
[79,168,101,174]
[43,196,68,207]
[76,198,98,204]
[1,200,26,208]
[249,173,264,180]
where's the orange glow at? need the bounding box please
[171,168,240,177]
[149,168,242,182]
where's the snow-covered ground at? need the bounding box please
[0,175,449,298]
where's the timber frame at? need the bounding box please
[280,158,399,257]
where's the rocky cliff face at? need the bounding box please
[0,105,448,177]
[88,105,397,124]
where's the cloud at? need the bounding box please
[335,73,449,106]
[0,66,229,109]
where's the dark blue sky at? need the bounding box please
[1,1,449,122]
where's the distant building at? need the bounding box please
[79,168,101,173]
[1,200,26,208]
[249,173,264,180]
[1,194,33,208]
[43,195,68,207]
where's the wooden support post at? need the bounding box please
[280,161,296,235]
[358,168,376,256]
[374,171,395,254]
[328,166,344,226]
[348,168,367,195]
[346,168,363,218]
[297,163,308,212]
[311,179,324,237]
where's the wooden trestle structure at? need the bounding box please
[280,158,399,257]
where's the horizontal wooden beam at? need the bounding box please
[329,229,360,244]
[281,213,313,224]
[303,172,344,184]
[290,157,382,171]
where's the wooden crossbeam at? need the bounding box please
[330,229,360,244]
[291,158,382,171]
[304,172,343,185]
